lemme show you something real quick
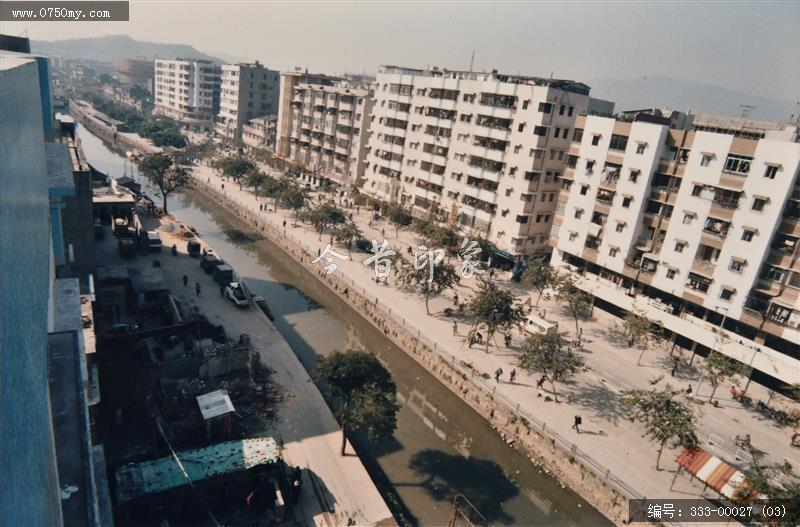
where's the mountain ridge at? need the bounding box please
[31,34,222,63]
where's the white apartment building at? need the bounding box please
[362,65,610,258]
[154,59,221,133]
[550,109,800,386]
[277,70,343,158]
[215,62,279,141]
[286,82,374,187]
[242,115,277,151]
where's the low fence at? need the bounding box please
[190,177,656,525]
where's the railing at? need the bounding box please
[193,176,649,508]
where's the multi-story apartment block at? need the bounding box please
[117,58,154,93]
[286,82,374,187]
[154,59,221,133]
[242,115,277,151]
[550,109,800,386]
[362,66,610,258]
[276,70,343,158]
[215,62,279,142]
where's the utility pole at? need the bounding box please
[469,50,475,72]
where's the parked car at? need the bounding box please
[144,231,162,252]
[212,264,234,286]
[224,282,250,307]
[524,315,558,336]
[200,253,224,273]
[118,237,137,258]
[354,239,375,253]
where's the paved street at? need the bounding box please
[189,161,800,507]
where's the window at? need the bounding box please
[666,269,677,279]
[538,102,552,113]
[573,128,583,142]
[562,128,569,139]
[533,126,548,136]
[586,160,595,173]
[764,165,779,179]
[513,145,521,154]
[559,104,566,115]
[522,100,530,110]
[460,114,472,123]
[682,212,695,225]
[724,154,752,175]
[729,259,745,273]
[591,135,601,146]
[574,208,584,219]
[580,185,589,195]
[569,232,578,241]
[615,223,625,233]
[609,247,619,257]
[720,288,736,301]
[629,170,640,182]
[675,241,686,253]
[554,127,561,137]
[741,230,754,242]
[752,198,767,211]
[609,134,628,151]
[636,143,647,154]
[515,215,529,224]
[622,196,632,208]
[700,154,713,167]
[568,106,574,116]
[518,123,526,132]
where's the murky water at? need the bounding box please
[79,126,611,526]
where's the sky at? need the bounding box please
[3,1,798,102]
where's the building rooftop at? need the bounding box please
[128,267,168,293]
[115,437,280,503]
[196,389,235,420]
[378,64,591,95]
[0,49,36,71]
[47,142,76,197]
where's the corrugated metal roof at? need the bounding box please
[115,437,280,503]
[676,447,745,498]
[196,389,235,420]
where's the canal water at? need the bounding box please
[78,127,611,526]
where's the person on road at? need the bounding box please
[182,274,188,287]
[573,415,582,433]
[195,282,201,296]
[452,321,458,335]
[509,369,516,383]
[536,375,546,389]
[504,334,512,348]
[220,285,225,298]
[494,367,503,383]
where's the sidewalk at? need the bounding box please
[188,163,799,506]
[151,214,395,527]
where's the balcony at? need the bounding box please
[779,217,800,237]
[702,219,730,239]
[691,258,716,277]
[755,278,782,295]
[708,199,738,221]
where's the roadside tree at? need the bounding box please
[139,153,188,214]
[518,331,583,402]
[313,350,399,456]
[467,281,526,352]
[521,260,558,307]
[396,257,459,315]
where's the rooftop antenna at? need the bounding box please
[740,105,755,119]
[469,50,475,72]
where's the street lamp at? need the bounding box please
[694,305,728,397]
[743,346,761,392]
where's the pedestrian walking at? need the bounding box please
[453,292,459,305]
[577,327,583,341]
[195,282,201,296]
[282,220,287,228]
[670,359,678,377]
[494,367,503,382]
[182,274,188,287]
[573,415,582,433]
[536,375,546,388]
[504,334,512,348]
[220,285,225,298]
[509,369,516,383]
[452,321,458,335]
[476,332,483,344]
[221,183,225,190]
[468,334,475,348]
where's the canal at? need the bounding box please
[78,127,611,526]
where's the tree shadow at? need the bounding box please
[653,354,700,381]
[597,323,630,349]
[567,381,628,426]
[406,449,519,524]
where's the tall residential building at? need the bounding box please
[154,59,221,132]
[2,44,110,527]
[286,82,374,187]
[276,69,342,157]
[117,58,154,93]
[242,115,277,150]
[550,109,800,386]
[363,66,606,258]
[215,62,279,142]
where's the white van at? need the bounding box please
[524,315,557,335]
[144,231,162,252]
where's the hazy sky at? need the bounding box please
[3,1,798,101]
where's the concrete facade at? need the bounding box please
[117,58,154,94]
[242,115,277,150]
[215,62,279,142]
[362,66,598,257]
[551,111,800,385]
[0,50,63,527]
[286,82,374,187]
[276,70,342,158]
[154,59,221,132]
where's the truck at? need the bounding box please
[224,282,251,307]
[524,315,558,336]
[212,264,235,286]
[187,240,202,257]
[200,253,224,274]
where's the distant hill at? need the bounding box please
[588,76,797,123]
[31,34,221,64]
